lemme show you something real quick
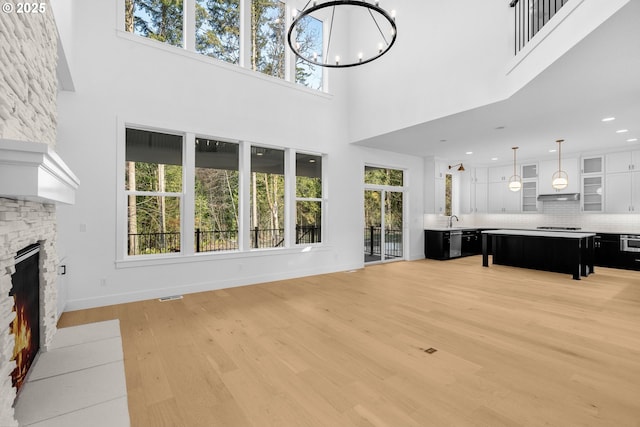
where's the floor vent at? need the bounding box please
[158,295,183,302]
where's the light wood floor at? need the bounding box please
[58,257,640,427]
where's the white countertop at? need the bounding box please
[481,229,596,239]
[424,227,479,231]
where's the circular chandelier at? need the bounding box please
[287,1,397,68]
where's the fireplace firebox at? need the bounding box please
[9,244,41,392]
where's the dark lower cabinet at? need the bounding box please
[621,252,640,271]
[425,231,450,260]
[425,230,482,260]
[461,230,481,256]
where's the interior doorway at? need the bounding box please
[364,166,405,264]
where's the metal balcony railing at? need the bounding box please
[364,226,403,260]
[128,226,321,255]
[511,0,569,54]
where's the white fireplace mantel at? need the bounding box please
[0,139,79,205]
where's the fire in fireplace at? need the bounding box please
[10,244,40,392]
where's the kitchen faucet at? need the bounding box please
[448,215,459,228]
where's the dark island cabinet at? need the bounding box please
[594,234,621,268]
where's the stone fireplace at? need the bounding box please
[0,2,79,425]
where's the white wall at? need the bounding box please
[346,0,631,145]
[55,0,425,310]
[346,0,511,143]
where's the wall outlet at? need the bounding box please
[99,278,107,287]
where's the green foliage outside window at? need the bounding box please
[196,0,240,63]
[126,0,184,47]
[251,0,286,78]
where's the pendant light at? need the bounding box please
[551,139,568,190]
[448,163,465,172]
[508,146,522,192]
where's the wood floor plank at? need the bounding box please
[58,257,640,426]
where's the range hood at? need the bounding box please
[537,193,580,202]
[0,139,79,204]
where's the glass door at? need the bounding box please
[364,190,382,263]
[364,189,404,263]
[363,166,405,264]
[384,191,403,260]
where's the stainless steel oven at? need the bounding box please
[620,235,640,252]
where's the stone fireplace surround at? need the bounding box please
[0,140,79,427]
[0,198,57,426]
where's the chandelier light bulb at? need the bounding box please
[391,10,396,20]
[335,55,340,65]
[378,42,384,53]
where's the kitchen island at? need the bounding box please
[481,229,596,280]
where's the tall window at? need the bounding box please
[125,0,184,47]
[195,139,239,252]
[250,147,285,248]
[251,0,286,79]
[294,14,323,90]
[195,0,240,63]
[125,129,183,255]
[296,153,322,243]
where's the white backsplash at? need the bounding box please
[424,201,640,233]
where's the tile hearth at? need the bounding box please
[14,320,130,427]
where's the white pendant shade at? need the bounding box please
[552,139,567,190]
[508,146,521,192]
[508,179,522,192]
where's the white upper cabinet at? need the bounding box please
[581,156,604,212]
[582,156,603,175]
[488,165,511,182]
[604,150,640,213]
[606,151,639,174]
[434,160,448,179]
[538,157,579,194]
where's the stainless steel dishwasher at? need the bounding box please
[449,230,462,258]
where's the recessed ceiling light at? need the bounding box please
[628,138,638,142]
[616,129,629,133]
[465,151,473,155]
[491,157,498,161]
[601,117,616,122]
[549,149,557,153]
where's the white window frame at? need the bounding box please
[117,0,327,92]
[116,119,327,264]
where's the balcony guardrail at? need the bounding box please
[511,0,568,54]
[364,226,403,260]
[128,226,321,255]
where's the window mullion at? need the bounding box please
[240,0,252,69]
[239,141,251,251]
[183,133,196,255]
[285,149,296,247]
[184,0,196,51]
